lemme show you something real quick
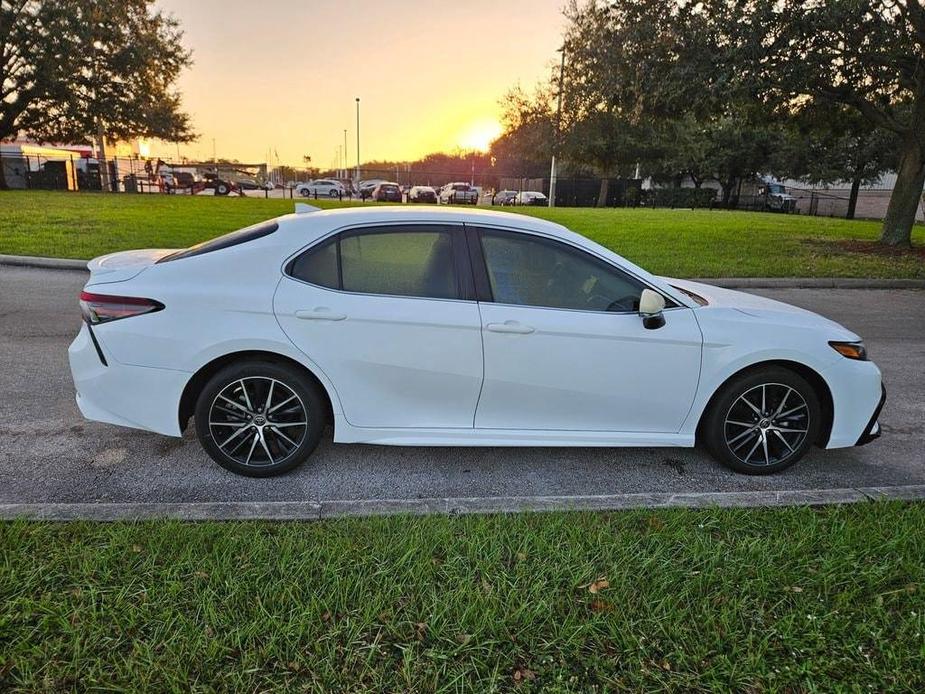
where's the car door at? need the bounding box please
[469,226,703,433]
[274,223,483,428]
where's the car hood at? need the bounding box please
[664,278,859,340]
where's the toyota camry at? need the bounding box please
[69,205,884,477]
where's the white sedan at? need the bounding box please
[69,206,884,477]
[295,179,345,198]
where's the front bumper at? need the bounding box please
[821,358,883,449]
[68,323,189,436]
[855,383,886,446]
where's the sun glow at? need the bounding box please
[457,119,504,152]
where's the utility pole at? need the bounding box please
[548,46,566,208]
[343,129,348,180]
[355,98,361,183]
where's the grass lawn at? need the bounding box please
[1,503,923,691]
[1,190,923,277]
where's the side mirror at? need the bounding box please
[639,288,666,330]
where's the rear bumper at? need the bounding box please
[855,383,886,446]
[68,323,188,437]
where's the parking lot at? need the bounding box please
[1,265,923,514]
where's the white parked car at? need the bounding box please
[515,191,548,206]
[70,206,884,477]
[295,179,345,198]
[438,182,479,205]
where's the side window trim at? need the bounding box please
[464,224,674,313]
[285,222,474,302]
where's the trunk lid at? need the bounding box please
[86,249,177,285]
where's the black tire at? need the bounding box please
[701,367,821,475]
[215,183,229,195]
[194,360,326,477]
[329,189,339,198]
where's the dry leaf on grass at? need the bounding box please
[584,577,610,594]
[512,666,536,682]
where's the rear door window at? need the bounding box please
[288,225,462,300]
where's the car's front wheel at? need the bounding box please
[701,367,821,475]
[194,360,326,477]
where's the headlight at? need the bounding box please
[829,341,868,361]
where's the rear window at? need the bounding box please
[158,221,278,263]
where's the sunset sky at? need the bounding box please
[153,0,566,166]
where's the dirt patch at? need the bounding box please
[806,238,925,260]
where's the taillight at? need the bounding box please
[79,291,164,324]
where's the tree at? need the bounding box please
[491,85,556,180]
[709,0,924,245]
[772,106,902,219]
[656,114,779,206]
[557,0,923,245]
[0,1,194,161]
[557,1,751,204]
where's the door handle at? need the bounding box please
[485,320,534,334]
[295,308,347,321]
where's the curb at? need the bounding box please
[2,254,922,289]
[0,254,87,271]
[2,485,923,521]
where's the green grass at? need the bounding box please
[2,503,924,691]
[1,190,923,277]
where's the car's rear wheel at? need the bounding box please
[194,360,326,477]
[300,188,311,197]
[702,367,821,475]
[329,189,339,198]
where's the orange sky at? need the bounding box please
[153,0,566,166]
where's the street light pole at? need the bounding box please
[355,98,361,183]
[548,46,566,208]
[343,128,348,180]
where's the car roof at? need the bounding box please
[275,204,566,236]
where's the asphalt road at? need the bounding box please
[1,265,923,508]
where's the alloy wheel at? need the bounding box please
[723,382,810,467]
[208,377,308,467]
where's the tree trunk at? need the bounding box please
[847,175,862,220]
[596,177,609,207]
[881,137,925,247]
[721,178,734,207]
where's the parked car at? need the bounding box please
[439,182,478,205]
[237,179,260,191]
[371,181,402,202]
[263,181,278,191]
[296,179,345,198]
[357,179,386,199]
[492,190,517,206]
[408,185,437,203]
[759,180,797,213]
[70,206,884,478]
[515,191,548,206]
